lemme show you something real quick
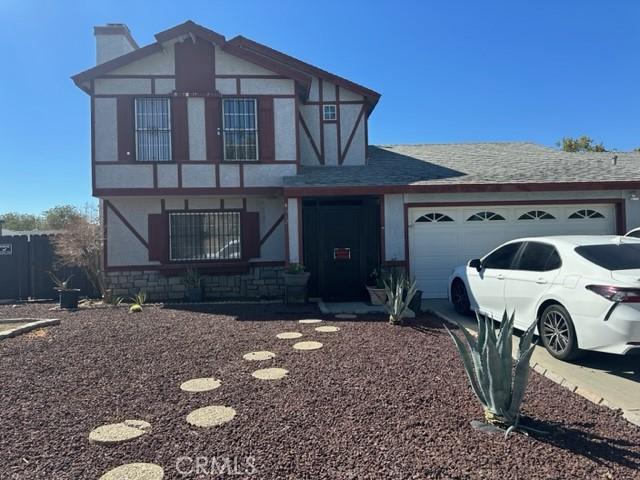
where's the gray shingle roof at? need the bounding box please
[283,143,640,188]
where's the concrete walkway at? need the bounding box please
[425,298,640,427]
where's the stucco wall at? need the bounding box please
[94,98,118,162]
[187,97,206,161]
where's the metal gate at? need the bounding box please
[0,234,97,301]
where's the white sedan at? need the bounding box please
[448,236,640,360]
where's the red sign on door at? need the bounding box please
[333,248,351,260]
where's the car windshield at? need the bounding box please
[575,243,640,270]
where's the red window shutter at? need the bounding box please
[171,97,189,161]
[117,96,135,162]
[205,97,222,162]
[258,97,275,162]
[148,214,169,263]
[241,212,260,260]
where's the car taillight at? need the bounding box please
[586,285,640,303]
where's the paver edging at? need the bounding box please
[425,307,640,428]
[0,318,60,340]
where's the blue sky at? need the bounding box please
[0,0,638,214]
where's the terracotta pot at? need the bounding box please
[283,272,310,287]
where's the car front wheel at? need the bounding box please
[539,304,581,361]
[451,279,471,315]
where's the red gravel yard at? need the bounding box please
[1,303,639,479]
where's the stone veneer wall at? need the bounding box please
[106,267,285,301]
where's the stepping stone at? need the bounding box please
[252,367,289,380]
[99,462,164,480]
[293,341,323,351]
[187,405,236,427]
[315,326,340,333]
[335,314,357,319]
[89,420,151,445]
[298,319,323,324]
[180,377,221,392]
[276,331,303,339]
[243,351,276,361]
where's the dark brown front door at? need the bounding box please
[302,197,380,301]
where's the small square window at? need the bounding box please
[323,104,337,121]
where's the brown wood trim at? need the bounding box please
[95,187,281,196]
[154,20,226,45]
[297,197,303,263]
[105,200,149,249]
[305,100,365,105]
[318,79,325,164]
[379,195,386,263]
[284,182,640,197]
[335,86,342,162]
[339,104,365,164]
[216,74,290,79]
[99,74,175,79]
[284,198,290,264]
[105,260,285,273]
[298,113,322,164]
[260,214,284,246]
[102,200,108,270]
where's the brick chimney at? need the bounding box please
[94,23,138,64]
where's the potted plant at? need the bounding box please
[366,269,387,305]
[184,268,203,302]
[49,272,81,309]
[283,263,310,287]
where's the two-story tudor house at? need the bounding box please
[73,21,640,301]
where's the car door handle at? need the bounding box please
[536,278,548,284]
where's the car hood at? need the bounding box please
[610,269,640,285]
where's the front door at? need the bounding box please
[302,197,380,301]
[319,206,362,300]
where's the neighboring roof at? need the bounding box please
[283,143,640,192]
[72,20,381,110]
[1,229,63,237]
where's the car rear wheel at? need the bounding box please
[539,304,581,361]
[451,279,471,315]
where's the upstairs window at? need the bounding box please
[135,97,171,161]
[169,212,241,261]
[222,98,258,161]
[323,104,337,121]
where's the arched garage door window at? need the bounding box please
[518,210,555,220]
[568,209,605,219]
[466,211,505,222]
[415,212,454,223]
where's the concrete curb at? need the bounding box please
[426,308,640,428]
[0,318,60,340]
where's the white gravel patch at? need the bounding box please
[298,319,323,324]
[89,420,151,445]
[276,332,303,339]
[99,462,164,480]
[293,341,323,351]
[243,351,276,361]
[180,377,222,392]
[252,367,289,380]
[315,326,340,333]
[186,405,236,427]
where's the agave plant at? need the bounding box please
[383,273,417,325]
[445,311,536,436]
[129,291,147,313]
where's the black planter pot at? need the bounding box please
[409,290,423,314]
[58,289,80,309]
[186,287,203,302]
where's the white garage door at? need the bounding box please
[408,204,616,298]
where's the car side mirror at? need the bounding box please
[469,258,482,272]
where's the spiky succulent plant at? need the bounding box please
[445,311,536,434]
[383,273,417,325]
